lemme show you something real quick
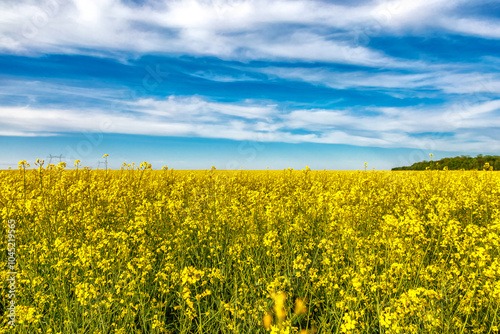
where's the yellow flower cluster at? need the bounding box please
[0,164,499,333]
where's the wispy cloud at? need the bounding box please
[440,17,500,39]
[3,0,497,64]
[260,66,500,96]
[2,96,499,152]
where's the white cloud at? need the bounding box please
[0,97,282,140]
[260,66,500,96]
[2,0,496,67]
[440,17,500,39]
[129,96,276,120]
[189,70,260,82]
[2,96,500,152]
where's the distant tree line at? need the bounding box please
[392,154,500,171]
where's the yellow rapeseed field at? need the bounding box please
[1,160,500,333]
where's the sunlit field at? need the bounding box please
[1,162,499,333]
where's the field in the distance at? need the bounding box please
[1,166,499,333]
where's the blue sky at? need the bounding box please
[1,0,499,170]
